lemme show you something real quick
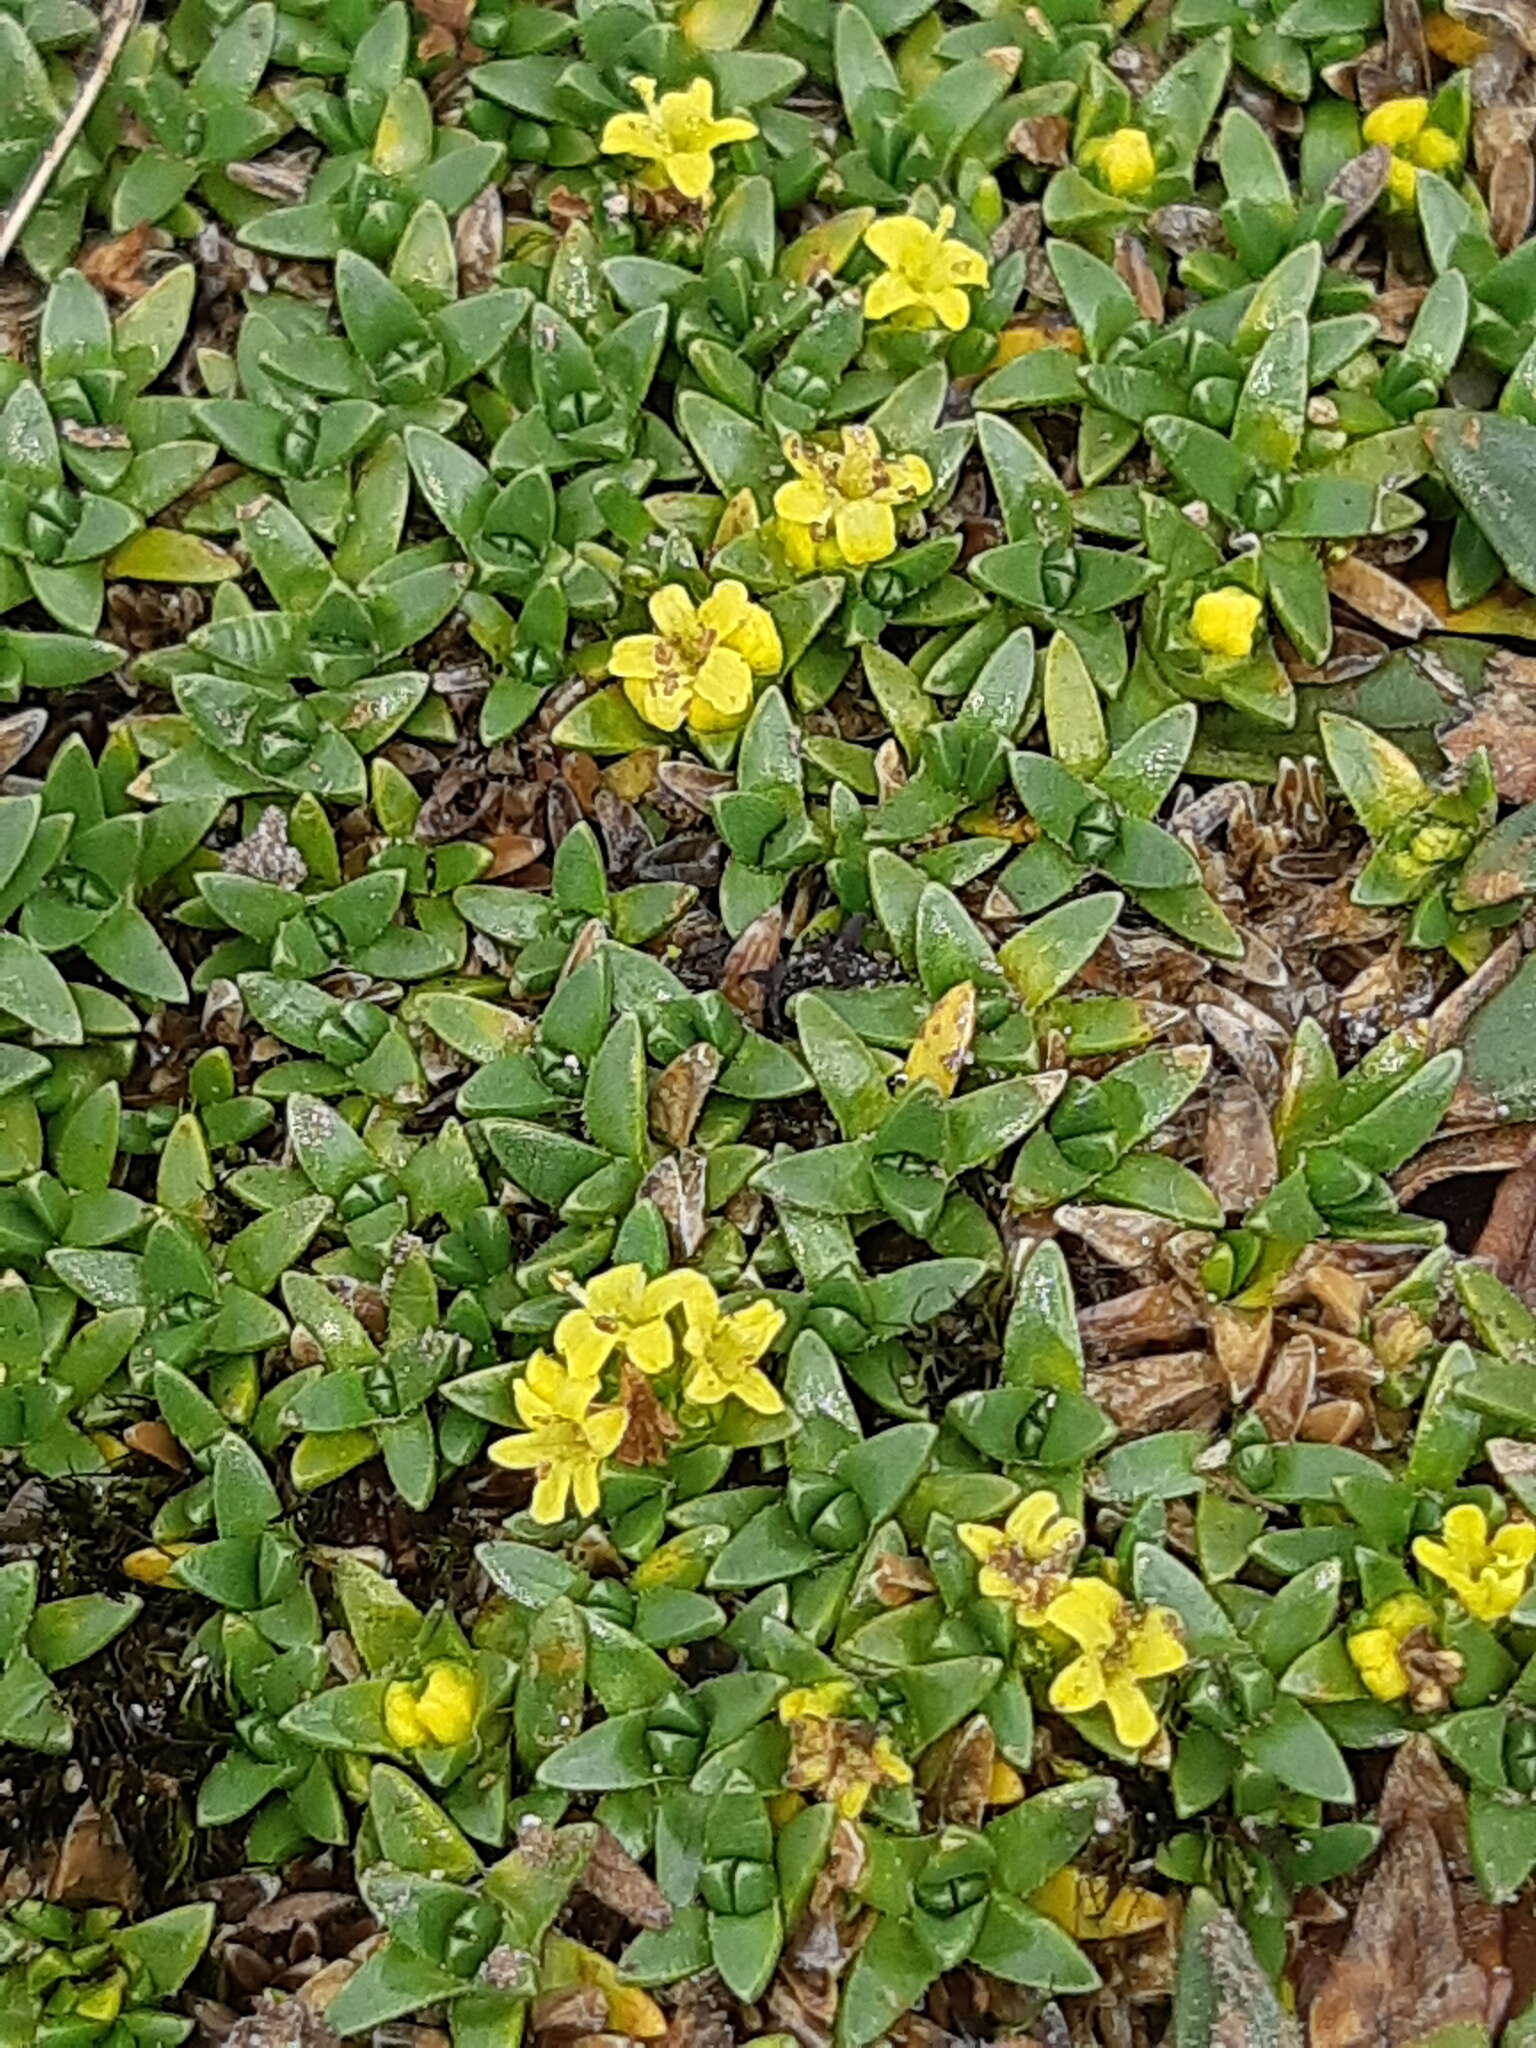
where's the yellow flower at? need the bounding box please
[780,1684,913,1818]
[556,1264,681,1380]
[903,982,976,1098]
[1030,1866,1167,1940]
[1347,1591,1437,1701]
[863,206,988,332]
[610,580,782,734]
[599,75,757,200]
[960,1491,1084,1627]
[1190,586,1263,663]
[1414,1503,1536,1623]
[667,1277,785,1414]
[384,1660,479,1751]
[1362,97,1461,206]
[772,425,933,573]
[779,1680,857,1724]
[1081,126,1157,198]
[488,1353,626,1523]
[1044,1578,1187,1750]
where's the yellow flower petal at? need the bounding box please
[1103,1672,1159,1750]
[667,149,716,199]
[863,215,936,270]
[698,577,751,639]
[602,112,665,160]
[488,1432,542,1470]
[734,1365,785,1415]
[889,453,933,497]
[384,1681,427,1749]
[780,1681,854,1722]
[572,1459,604,1518]
[626,1317,676,1376]
[977,1563,1021,1604]
[703,115,759,148]
[649,583,698,638]
[834,495,898,566]
[1348,1625,1409,1701]
[1044,1577,1123,1654]
[775,476,832,524]
[626,672,690,732]
[585,1265,648,1318]
[587,1407,629,1459]
[672,75,717,125]
[1126,1607,1187,1681]
[691,644,754,718]
[958,1522,1005,1563]
[724,600,783,674]
[937,241,990,289]
[610,632,663,678]
[1049,1651,1107,1717]
[556,1309,615,1380]
[646,1268,719,1328]
[864,270,923,323]
[1384,155,1419,206]
[929,286,974,333]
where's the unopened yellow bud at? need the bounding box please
[1086,127,1156,196]
[1190,586,1262,661]
[1362,96,1429,150]
[1413,125,1460,171]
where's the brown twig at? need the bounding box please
[0,0,145,272]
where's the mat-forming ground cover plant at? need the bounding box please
[16,0,1536,2042]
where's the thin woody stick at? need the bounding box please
[0,0,145,272]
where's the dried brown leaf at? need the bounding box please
[1327,556,1439,639]
[1393,1122,1536,1202]
[1079,1280,1206,1358]
[1441,675,1536,801]
[721,907,782,1026]
[1253,1330,1317,1440]
[534,1988,611,2041]
[923,1715,996,1829]
[639,1151,708,1258]
[46,1801,139,1909]
[580,1827,673,1929]
[1113,233,1162,322]
[650,1043,722,1149]
[614,1364,681,1469]
[0,707,46,779]
[1476,1156,1536,1289]
[1383,0,1432,91]
[455,183,505,292]
[1086,1349,1220,1432]
[1008,114,1071,164]
[1491,141,1536,250]
[1327,148,1392,242]
[77,223,160,300]
[1210,1305,1272,1401]
[1202,1077,1277,1214]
